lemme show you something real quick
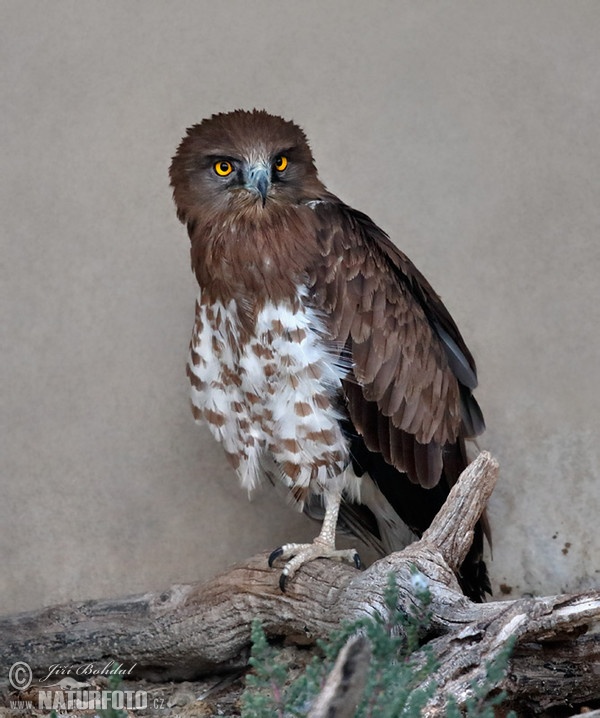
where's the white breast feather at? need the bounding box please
[187,288,355,503]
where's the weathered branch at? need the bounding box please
[1,452,599,715]
[307,635,371,718]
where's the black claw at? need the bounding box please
[268,547,284,568]
[353,553,362,570]
[279,572,288,592]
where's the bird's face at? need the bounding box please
[170,110,326,223]
[204,147,302,209]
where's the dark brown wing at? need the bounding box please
[306,198,490,600]
[307,200,484,489]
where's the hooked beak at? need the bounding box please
[245,163,270,206]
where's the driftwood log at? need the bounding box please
[1,452,599,716]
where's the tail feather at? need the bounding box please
[341,430,492,602]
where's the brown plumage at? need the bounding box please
[170,109,490,600]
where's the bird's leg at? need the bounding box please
[268,490,361,591]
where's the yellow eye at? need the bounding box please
[274,155,288,172]
[214,160,233,177]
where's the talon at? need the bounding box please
[267,538,360,591]
[268,547,284,567]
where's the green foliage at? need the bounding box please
[240,570,515,718]
[242,618,328,716]
[98,673,128,718]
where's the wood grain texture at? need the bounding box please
[2,453,598,715]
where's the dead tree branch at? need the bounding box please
[1,452,599,715]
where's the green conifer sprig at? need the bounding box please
[241,570,516,718]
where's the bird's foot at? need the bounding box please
[268,540,361,591]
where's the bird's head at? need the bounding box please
[170,109,326,225]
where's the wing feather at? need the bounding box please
[308,201,484,488]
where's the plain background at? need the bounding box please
[2,1,599,613]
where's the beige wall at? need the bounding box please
[2,1,599,613]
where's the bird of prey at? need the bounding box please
[170,109,490,600]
